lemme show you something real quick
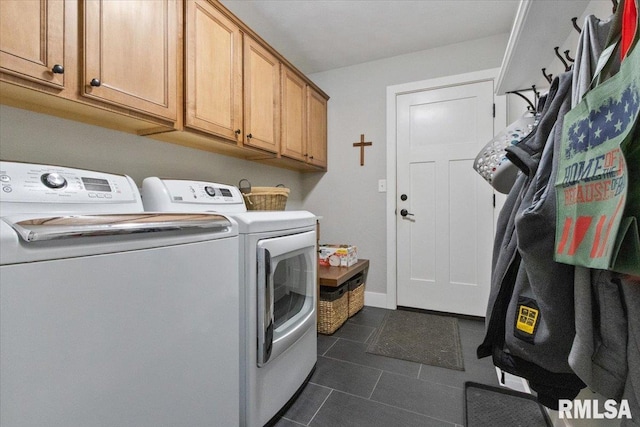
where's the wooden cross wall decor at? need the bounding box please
[353,134,372,166]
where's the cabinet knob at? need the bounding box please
[304,153,309,157]
[51,64,64,74]
[235,129,241,135]
[247,133,253,140]
[309,156,314,160]
[90,78,101,87]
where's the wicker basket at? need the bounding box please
[347,280,365,317]
[318,285,348,335]
[242,187,289,211]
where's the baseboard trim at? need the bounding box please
[364,291,389,309]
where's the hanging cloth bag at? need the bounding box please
[555,0,640,275]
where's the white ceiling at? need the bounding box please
[220,0,520,75]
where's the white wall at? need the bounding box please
[0,32,509,307]
[0,105,305,208]
[302,33,509,305]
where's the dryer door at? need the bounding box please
[257,230,316,366]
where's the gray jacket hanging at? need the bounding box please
[478,71,585,409]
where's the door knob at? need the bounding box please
[400,209,414,217]
[400,194,408,201]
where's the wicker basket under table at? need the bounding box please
[318,285,348,335]
[347,275,365,317]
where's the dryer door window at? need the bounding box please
[273,254,309,329]
[257,231,316,367]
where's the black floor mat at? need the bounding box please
[366,309,464,370]
[465,382,553,427]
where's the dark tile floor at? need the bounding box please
[273,306,501,427]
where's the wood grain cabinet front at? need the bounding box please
[280,68,328,170]
[243,36,280,154]
[307,86,328,169]
[185,0,243,141]
[0,0,65,89]
[82,0,179,121]
[281,66,307,162]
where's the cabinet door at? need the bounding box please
[281,67,306,161]
[307,87,328,168]
[244,36,280,154]
[83,0,178,121]
[0,0,65,89]
[185,0,242,141]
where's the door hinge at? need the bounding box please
[492,103,496,118]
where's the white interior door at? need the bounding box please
[396,80,495,316]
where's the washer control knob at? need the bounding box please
[204,186,216,197]
[41,173,67,189]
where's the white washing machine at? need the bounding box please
[141,178,317,427]
[0,161,240,427]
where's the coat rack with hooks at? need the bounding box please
[495,0,614,96]
[539,0,617,83]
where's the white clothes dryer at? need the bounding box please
[142,178,317,427]
[0,161,240,427]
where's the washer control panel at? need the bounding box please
[165,181,241,204]
[0,161,139,204]
[142,178,246,213]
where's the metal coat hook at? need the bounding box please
[542,68,553,84]
[571,17,582,33]
[554,46,571,71]
[506,85,541,112]
[564,50,575,63]
[507,90,536,112]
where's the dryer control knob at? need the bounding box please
[205,186,216,197]
[41,173,67,189]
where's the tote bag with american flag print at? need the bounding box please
[555,1,639,275]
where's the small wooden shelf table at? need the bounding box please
[316,259,369,334]
[318,259,369,287]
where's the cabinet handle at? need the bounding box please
[247,133,253,140]
[51,64,64,74]
[304,153,309,157]
[309,156,314,160]
[90,78,101,87]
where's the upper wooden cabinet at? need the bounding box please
[243,36,280,154]
[0,0,328,171]
[185,0,242,140]
[83,0,179,121]
[281,67,307,162]
[281,66,328,170]
[0,0,65,89]
[307,86,328,169]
